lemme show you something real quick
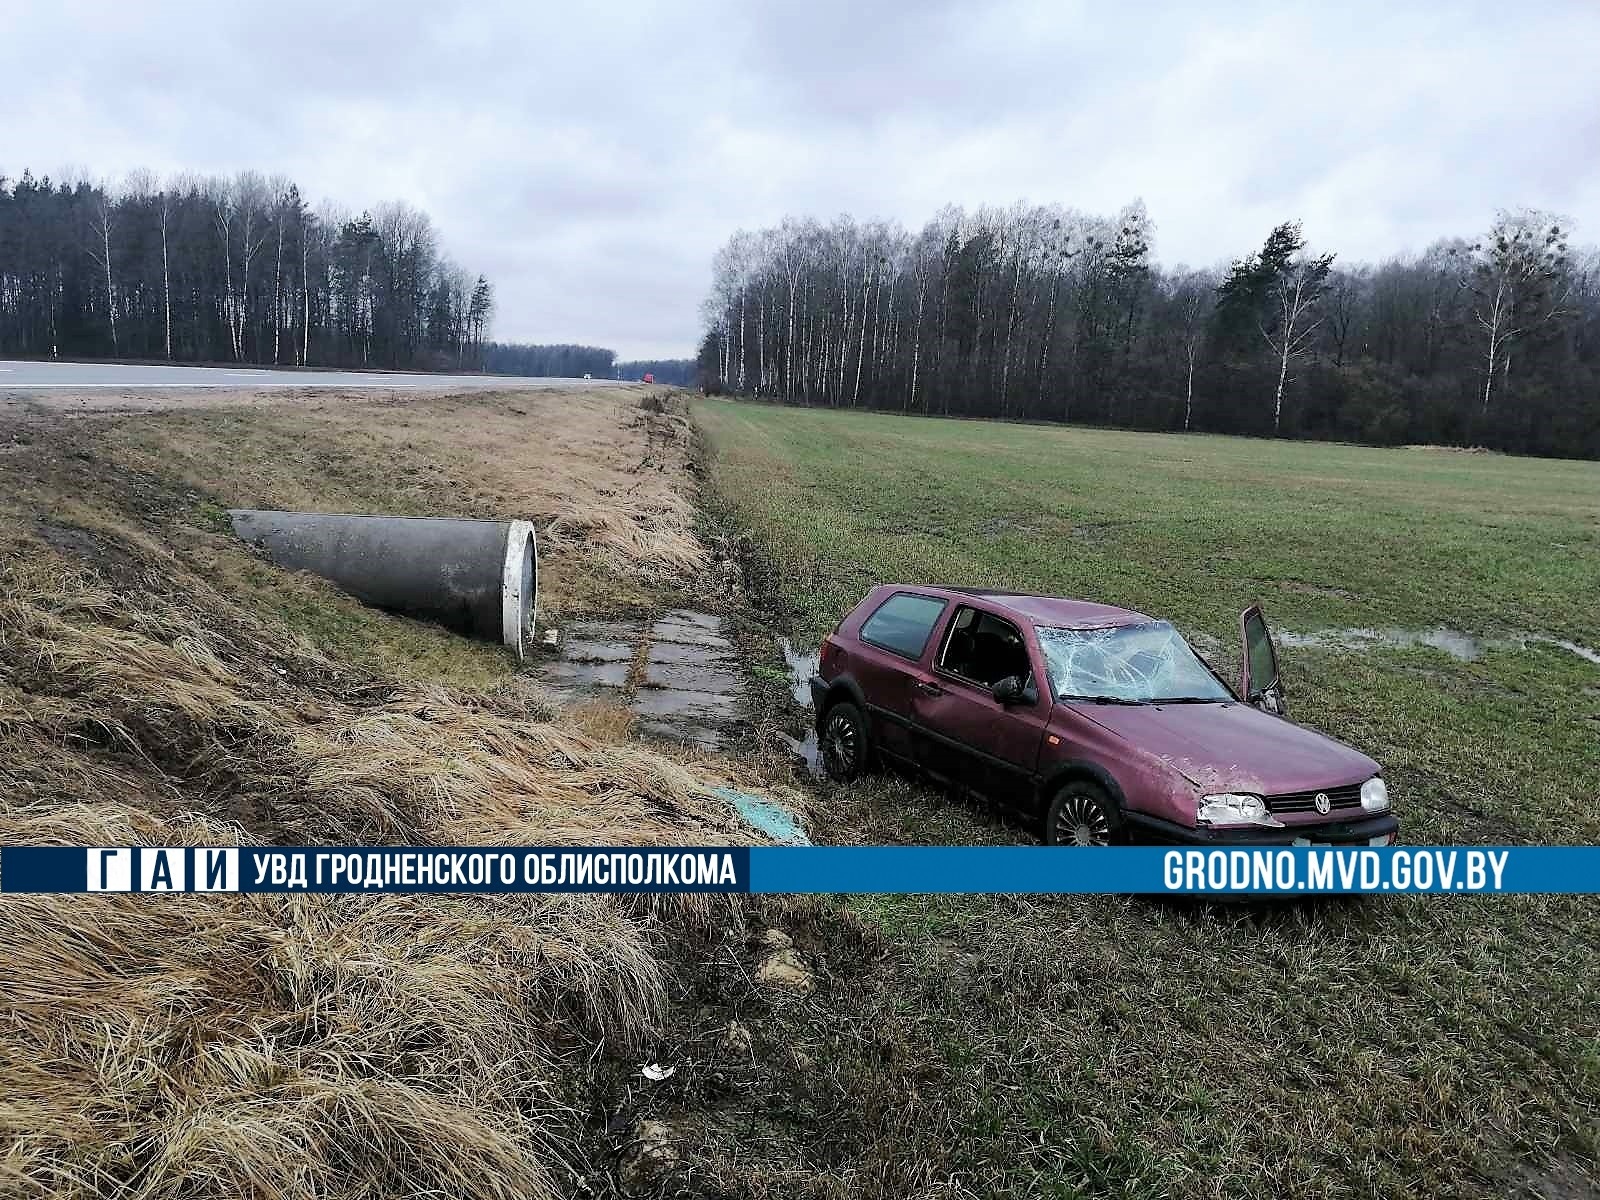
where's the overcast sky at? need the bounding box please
[4,0,1596,358]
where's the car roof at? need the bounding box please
[914,586,1153,628]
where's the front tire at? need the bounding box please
[1044,780,1122,846]
[819,700,870,782]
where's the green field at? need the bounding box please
[693,399,1600,1198]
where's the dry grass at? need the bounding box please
[0,389,778,1200]
[0,815,670,1200]
[102,384,709,622]
[0,544,757,845]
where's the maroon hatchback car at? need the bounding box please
[808,586,1397,846]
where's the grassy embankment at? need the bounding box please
[688,398,1600,1199]
[0,386,801,1200]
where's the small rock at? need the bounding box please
[620,1120,677,1193]
[721,1020,753,1059]
[756,946,815,994]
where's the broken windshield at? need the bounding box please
[1037,622,1231,704]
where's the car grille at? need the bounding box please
[1266,784,1363,815]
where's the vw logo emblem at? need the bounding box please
[1314,792,1331,815]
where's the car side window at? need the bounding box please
[938,607,1031,688]
[858,593,948,660]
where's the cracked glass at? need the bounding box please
[1038,621,1230,703]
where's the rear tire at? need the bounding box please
[1044,780,1122,846]
[819,700,871,782]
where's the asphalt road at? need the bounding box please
[0,360,627,390]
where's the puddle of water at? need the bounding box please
[775,637,826,776]
[1279,627,1485,660]
[780,638,821,706]
[1530,635,1600,667]
[780,730,824,777]
[712,786,810,844]
[1279,626,1600,667]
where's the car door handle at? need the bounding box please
[915,681,944,696]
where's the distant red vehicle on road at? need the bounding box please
[642,372,655,383]
[809,586,1397,847]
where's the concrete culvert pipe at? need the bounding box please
[227,511,539,658]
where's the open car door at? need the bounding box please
[1239,604,1287,716]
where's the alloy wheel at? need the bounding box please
[822,709,859,778]
[1053,790,1112,846]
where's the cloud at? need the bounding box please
[3,0,1596,357]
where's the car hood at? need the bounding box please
[1072,700,1379,795]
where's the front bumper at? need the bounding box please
[1125,810,1400,846]
[808,675,830,719]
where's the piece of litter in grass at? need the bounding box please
[541,626,560,646]
[713,786,810,844]
[641,1063,675,1081]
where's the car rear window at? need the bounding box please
[859,592,947,660]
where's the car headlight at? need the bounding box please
[1197,793,1283,827]
[1360,776,1389,812]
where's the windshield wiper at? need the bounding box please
[1059,694,1149,705]
[1148,696,1228,704]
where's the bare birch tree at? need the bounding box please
[1219,222,1334,432]
[1168,269,1215,431]
[1455,209,1573,416]
[84,184,119,353]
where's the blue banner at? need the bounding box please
[1,846,749,894]
[750,846,1542,893]
[0,844,1592,895]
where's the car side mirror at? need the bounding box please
[992,675,1036,706]
[1239,605,1286,716]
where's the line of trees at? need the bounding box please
[482,345,698,383]
[483,342,615,378]
[617,359,695,385]
[0,168,494,370]
[698,204,1600,458]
